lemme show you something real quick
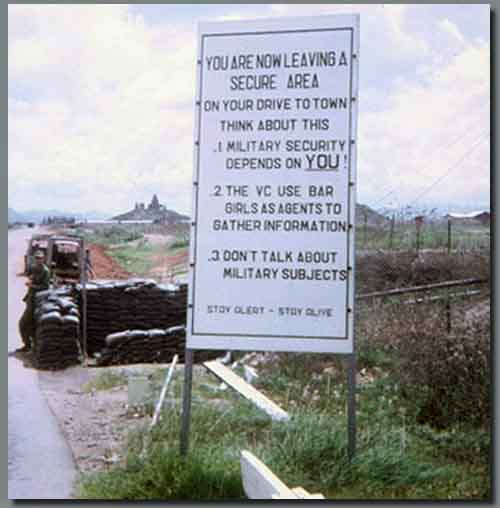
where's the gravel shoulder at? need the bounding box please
[36,361,227,486]
[37,365,157,477]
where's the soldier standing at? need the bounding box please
[18,250,50,352]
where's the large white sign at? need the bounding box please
[187,15,359,353]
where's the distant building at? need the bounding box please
[414,215,425,226]
[112,195,190,224]
[43,216,76,226]
[445,211,490,226]
[79,219,154,225]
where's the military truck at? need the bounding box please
[46,235,86,285]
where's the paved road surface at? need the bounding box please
[8,227,76,499]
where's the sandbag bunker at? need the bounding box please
[34,287,82,370]
[31,279,216,370]
[79,278,188,355]
[98,326,220,366]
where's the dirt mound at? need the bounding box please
[88,244,131,280]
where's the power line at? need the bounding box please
[407,130,489,208]
[367,85,490,208]
[370,111,489,210]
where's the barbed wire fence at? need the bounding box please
[356,209,490,254]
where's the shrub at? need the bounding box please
[414,425,490,466]
[170,238,189,250]
[356,251,490,293]
[394,306,490,428]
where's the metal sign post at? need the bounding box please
[180,349,194,456]
[347,353,357,459]
[80,237,87,364]
[181,13,359,457]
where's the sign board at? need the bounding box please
[187,14,359,353]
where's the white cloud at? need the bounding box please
[269,4,430,58]
[8,4,490,216]
[359,37,489,210]
[9,4,197,214]
[439,18,465,44]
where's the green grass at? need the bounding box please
[81,228,189,277]
[108,242,158,276]
[169,238,189,250]
[77,226,144,247]
[74,255,490,501]
[107,236,183,276]
[76,361,490,501]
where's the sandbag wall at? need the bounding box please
[76,279,188,356]
[33,287,82,370]
[97,326,221,366]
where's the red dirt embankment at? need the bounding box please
[150,249,189,279]
[88,244,131,280]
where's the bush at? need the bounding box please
[356,251,490,293]
[170,238,189,250]
[394,307,490,428]
[414,425,490,466]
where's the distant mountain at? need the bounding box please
[8,207,27,223]
[355,204,389,226]
[112,194,190,223]
[9,208,111,223]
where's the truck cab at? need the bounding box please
[46,235,85,285]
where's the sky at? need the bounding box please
[8,4,490,216]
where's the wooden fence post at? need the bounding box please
[363,211,368,248]
[447,218,452,254]
[389,214,395,251]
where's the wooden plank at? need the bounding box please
[240,450,296,499]
[203,360,289,422]
[291,487,325,499]
[240,451,325,500]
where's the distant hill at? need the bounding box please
[8,207,28,223]
[8,208,111,223]
[112,194,190,224]
[355,204,389,226]
[112,200,385,225]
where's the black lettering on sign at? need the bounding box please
[302,118,329,130]
[258,118,297,131]
[287,73,319,89]
[222,99,254,111]
[230,74,277,91]
[308,185,335,197]
[256,185,272,197]
[306,154,340,170]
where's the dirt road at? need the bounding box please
[8,227,76,499]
